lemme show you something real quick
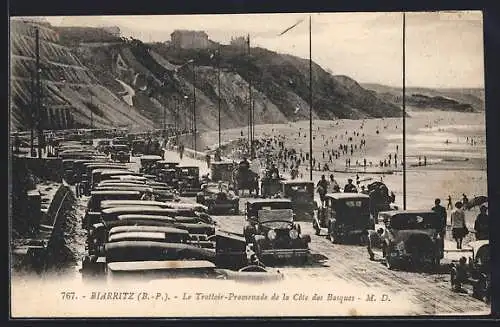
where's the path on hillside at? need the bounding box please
[115,79,135,106]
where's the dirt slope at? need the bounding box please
[9,19,154,132]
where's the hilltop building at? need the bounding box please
[171,30,210,49]
[230,36,247,49]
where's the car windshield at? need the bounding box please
[258,209,293,222]
[388,213,438,230]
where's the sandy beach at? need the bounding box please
[199,109,488,230]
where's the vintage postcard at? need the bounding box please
[9,11,489,317]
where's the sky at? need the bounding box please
[38,11,484,89]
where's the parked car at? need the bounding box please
[177,166,202,197]
[139,155,163,174]
[450,240,490,302]
[196,182,239,214]
[210,162,235,183]
[110,144,131,163]
[243,199,311,263]
[376,210,444,270]
[80,240,282,282]
[314,193,372,243]
[280,180,317,222]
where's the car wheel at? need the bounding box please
[312,220,320,236]
[329,230,336,244]
[473,275,489,302]
[386,255,396,270]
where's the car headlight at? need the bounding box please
[289,229,299,239]
[267,229,277,240]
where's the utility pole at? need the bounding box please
[30,68,35,157]
[163,103,166,135]
[402,12,407,210]
[35,27,43,159]
[192,62,197,152]
[247,34,253,158]
[90,93,94,129]
[252,99,255,150]
[308,15,313,181]
[217,44,222,150]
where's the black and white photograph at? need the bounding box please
[9,11,489,317]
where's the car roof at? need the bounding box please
[281,180,314,185]
[109,231,167,241]
[157,160,179,165]
[90,190,141,195]
[110,225,189,235]
[141,155,163,160]
[102,206,178,214]
[117,214,177,221]
[378,210,436,216]
[326,193,370,199]
[107,260,215,272]
[247,198,292,204]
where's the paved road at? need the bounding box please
[161,151,489,315]
[111,150,491,315]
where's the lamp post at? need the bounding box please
[278,16,313,180]
[175,59,196,151]
[402,12,407,210]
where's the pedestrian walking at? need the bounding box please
[451,201,467,249]
[432,198,447,252]
[447,195,453,210]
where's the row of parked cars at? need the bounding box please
[57,141,283,282]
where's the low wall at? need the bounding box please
[13,156,63,182]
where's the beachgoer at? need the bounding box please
[317,175,329,207]
[447,195,453,210]
[432,198,447,251]
[367,228,386,261]
[344,178,358,193]
[474,205,488,240]
[451,201,467,249]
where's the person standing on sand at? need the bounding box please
[447,195,453,210]
[432,198,447,252]
[317,175,329,207]
[474,205,489,240]
[451,201,467,249]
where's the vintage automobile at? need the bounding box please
[314,193,372,243]
[109,144,131,163]
[83,190,141,229]
[72,159,108,184]
[450,240,490,302]
[90,168,135,190]
[87,211,216,254]
[112,137,129,146]
[80,240,283,281]
[232,162,259,196]
[159,168,180,188]
[196,182,239,214]
[100,200,207,214]
[261,176,286,198]
[242,199,311,263]
[210,161,235,183]
[280,180,317,222]
[96,139,112,154]
[131,139,146,156]
[139,155,163,174]
[376,210,444,270]
[177,166,202,197]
